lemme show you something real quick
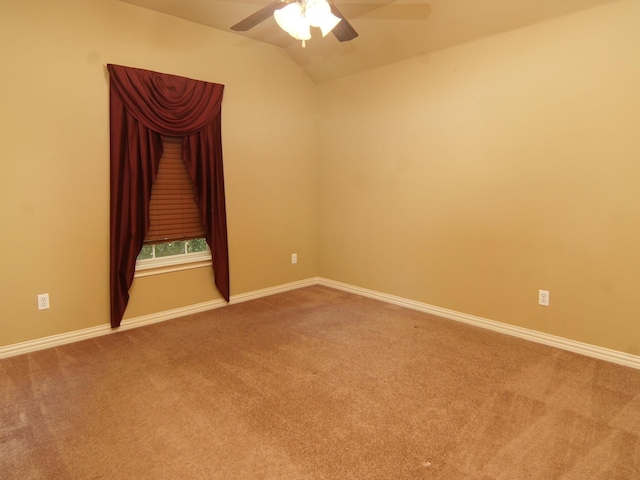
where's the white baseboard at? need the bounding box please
[318,278,640,370]
[2,276,639,370]
[229,277,320,304]
[0,278,318,359]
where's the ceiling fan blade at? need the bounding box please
[231,1,287,32]
[329,2,359,42]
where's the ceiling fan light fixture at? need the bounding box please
[305,0,342,37]
[317,11,341,37]
[274,3,311,40]
[231,0,357,45]
[305,0,330,25]
[274,0,341,43]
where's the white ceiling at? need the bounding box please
[119,0,619,83]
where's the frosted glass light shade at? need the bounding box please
[274,0,341,41]
[274,3,311,40]
[306,0,342,37]
[305,0,330,26]
[318,11,341,37]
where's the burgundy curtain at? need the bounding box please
[108,64,229,328]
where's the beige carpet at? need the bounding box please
[1,285,639,479]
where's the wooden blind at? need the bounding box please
[144,136,205,244]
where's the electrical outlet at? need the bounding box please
[538,290,549,307]
[291,253,298,264]
[37,293,50,310]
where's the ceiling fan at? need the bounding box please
[231,0,359,46]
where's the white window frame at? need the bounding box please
[134,241,212,278]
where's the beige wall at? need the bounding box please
[318,0,640,355]
[0,0,318,347]
[2,0,639,358]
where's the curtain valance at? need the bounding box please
[108,64,224,135]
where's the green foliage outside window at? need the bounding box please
[137,238,209,261]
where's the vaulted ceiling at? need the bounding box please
[119,0,619,83]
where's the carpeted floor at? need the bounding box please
[1,285,639,479]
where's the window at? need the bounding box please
[135,238,211,276]
[135,136,212,277]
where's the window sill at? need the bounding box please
[134,252,212,278]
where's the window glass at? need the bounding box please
[138,245,153,260]
[187,238,208,254]
[136,238,210,265]
[154,241,187,257]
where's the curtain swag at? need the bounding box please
[108,64,229,328]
